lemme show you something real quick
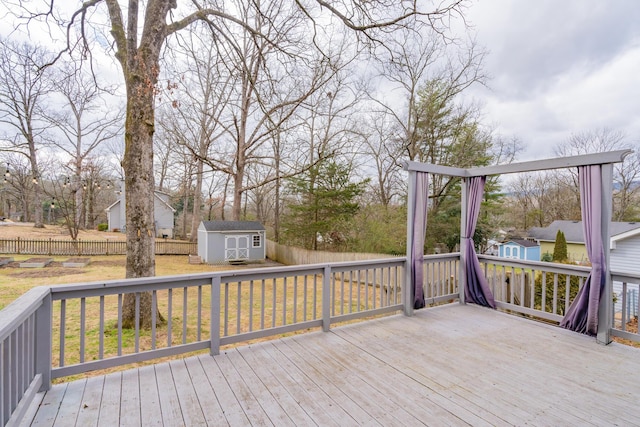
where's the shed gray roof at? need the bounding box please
[201,220,265,232]
[528,220,640,243]
[501,239,539,248]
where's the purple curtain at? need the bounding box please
[560,165,605,335]
[411,172,428,309]
[464,176,496,308]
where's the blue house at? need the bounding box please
[498,239,540,261]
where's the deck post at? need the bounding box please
[597,163,613,344]
[322,266,331,331]
[404,170,416,316]
[459,178,468,305]
[34,291,52,391]
[210,275,221,355]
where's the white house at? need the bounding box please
[105,183,176,238]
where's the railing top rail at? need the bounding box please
[478,254,592,275]
[0,286,50,342]
[47,257,409,298]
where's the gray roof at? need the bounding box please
[502,239,539,248]
[201,220,265,232]
[528,220,640,243]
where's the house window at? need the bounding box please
[252,234,261,248]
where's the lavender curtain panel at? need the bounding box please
[560,165,605,335]
[464,176,496,308]
[411,172,428,309]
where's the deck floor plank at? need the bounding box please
[214,351,274,426]
[223,348,297,426]
[153,362,184,426]
[271,339,379,426]
[251,341,349,426]
[235,344,321,426]
[137,365,162,426]
[183,356,229,426]
[25,304,640,426]
[51,379,85,426]
[96,372,121,427]
[118,368,140,426]
[74,375,104,427]
[168,359,207,426]
[30,383,67,427]
[197,352,252,426]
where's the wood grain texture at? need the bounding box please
[25,304,640,426]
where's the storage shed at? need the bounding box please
[198,221,266,264]
[498,239,540,261]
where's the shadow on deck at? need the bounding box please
[24,304,640,426]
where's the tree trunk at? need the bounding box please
[190,159,203,242]
[120,55,162,329]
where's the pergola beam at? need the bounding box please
[403,150,632,178]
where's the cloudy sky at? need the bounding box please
[460,0,640,160]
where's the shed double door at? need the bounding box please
[225,235,249,261]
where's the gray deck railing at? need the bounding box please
[2,253,639,426]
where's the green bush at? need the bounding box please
[97,223,108,232]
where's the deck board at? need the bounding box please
[25,304,640,426]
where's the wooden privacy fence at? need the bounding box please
[0,238,197,256]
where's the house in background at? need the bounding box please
[529,220,640,264]
[498,239,540,261]
[198,220,266,264]
[529,220,640,318]
[105,183,176,238]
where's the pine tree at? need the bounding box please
[552,230,568,262]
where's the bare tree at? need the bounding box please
[44,61,123,229]
[555,128,640,221]
[5,0,467,328]
[0,38,52,227]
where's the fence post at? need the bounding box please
[35,291,52,391]
[322,265,331,332]
[210,275,221,356]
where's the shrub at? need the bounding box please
[97,223,108,232]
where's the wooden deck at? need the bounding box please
[23,304,640,426]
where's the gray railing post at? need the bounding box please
[35,291,52,391]
[322,266,331,332]
[210,276,221,356]
[597,163,613,344]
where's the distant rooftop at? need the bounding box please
[528,220,640,243]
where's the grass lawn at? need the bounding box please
[0,254,240,310]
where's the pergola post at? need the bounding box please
[597,163,613,344]
[404,170,416,316]
[459,178,468,305]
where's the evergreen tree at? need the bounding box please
[552,230,568,262]
[282,160,369,251]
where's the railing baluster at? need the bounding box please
[197,285,202,341]
[59,300,66,367]
[621,282,628,331]
[134,293,140,353]
[271,278,276,328]
[236,282,241,335]
[117,294,122,356]
[99,296,105,359]
[151,291,157,350]
[167,289,173,346]
[249,280,254,332]
[282,277,288,326]
[293,276,298,323]
[80,298,86,363]
[260,279,266,330]
[183,287,188,344]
